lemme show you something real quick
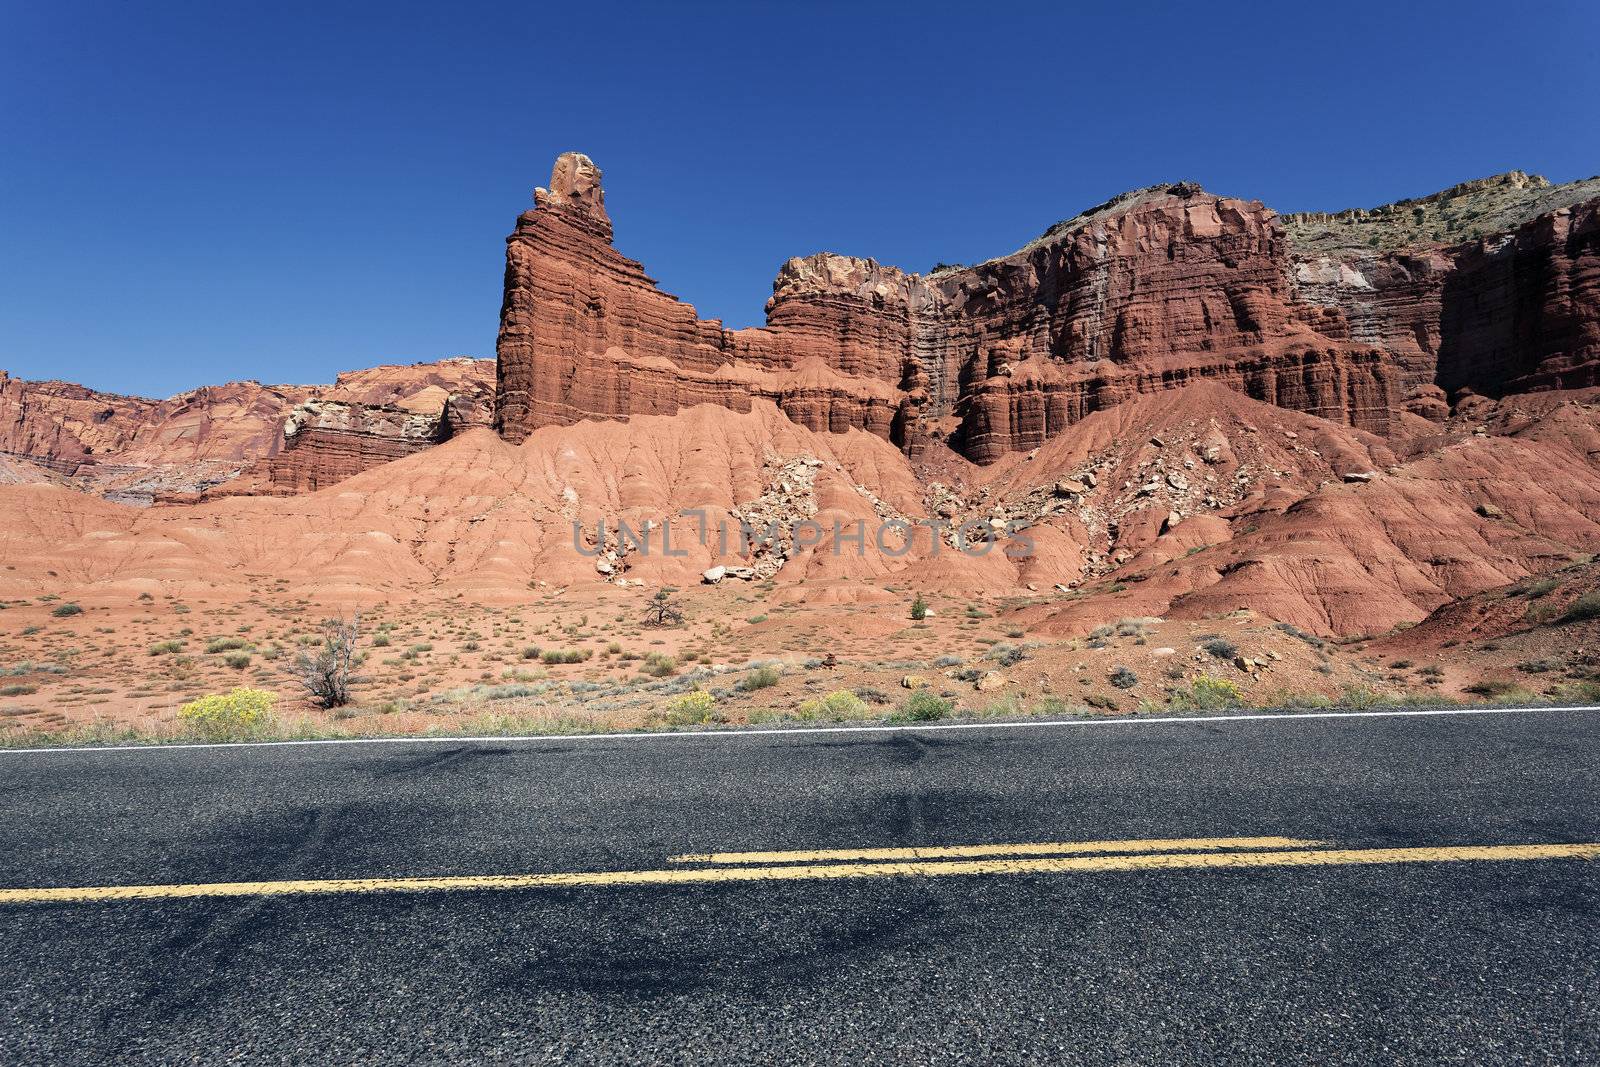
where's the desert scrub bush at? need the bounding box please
[853,686,891,705]
[288,616,361,709]
[1201,637,1239,661]
[1337,685,1385,709]
[933,655,964,667]
[177,687,278,742]
[663,689,717,725]
[640,652,677,678]
[798,689,870,720]
[1521,576,1560,598]
[0,684,37,697]
[539,648,591,665]
[370,634,391,647]
[1463,678,1541,703]
[148,640,184,656]
[901,690,953,722]
[1259,689,1333,710]
[222,652,252,670]
[205,636,248,654]
[1549,679,1600,704]
[909,594,928,621]
[1109,665,1139,689]
[520,645,543,660]
[1170,674,1246,711]
[746,614,768,624]
[985,643,1028,667]
[1560,593,1600,624]
[737,666,781,692]
[51,603,83,618]
[484,683,537,700]
[1273,621,1325,648]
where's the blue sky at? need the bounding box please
[2,0,1597,397]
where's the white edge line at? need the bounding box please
[3,705,1597,756]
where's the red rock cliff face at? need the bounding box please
[0,359,493,502]
[1436,200,1600,397]
[1286,173,1600,415]
[496,156,1396,462]
[252,359,494,494]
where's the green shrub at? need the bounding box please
[223,652,252,670]
[521,645,542,660]
[1560,593,1600,624]
[738,666,781,691]
[540,648,591,665]
[664,689,717,725]
[1338,685,1384,709]
[1171,674,1246,710]
[1549,679,1600,704]
[1463,678,1541,703]
[148,639,184,656]
[1522,576,1559,599]
[798,690,870,720]
[909,595,928,621]
[177,688,278,742]
[640,652,677,677]
[0,684,37,697]
[205,636,248,654]
[986,643,1028,667]
[1109,665,1139,689]
[901,690,953,721]
[1201,638,1239,661]
[51,603,83,618]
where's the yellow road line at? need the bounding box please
[670,836,1321,865]
[2,843,1595,905]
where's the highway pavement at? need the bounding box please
[1,706,1597,1064]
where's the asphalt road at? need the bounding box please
[1,707,1597,1064]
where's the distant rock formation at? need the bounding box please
[1286,172,1600,415]
[495,154,1401,461]
[498,155,1600,461]
[0,359,492,503]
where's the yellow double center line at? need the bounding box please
[2,837,1595,905]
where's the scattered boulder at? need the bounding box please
[975,671,1009,692]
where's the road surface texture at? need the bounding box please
[2,707,1597,1064]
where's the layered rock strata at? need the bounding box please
[0,359,493,502]
[1286,172,1600,414]
[496,155,1399,461]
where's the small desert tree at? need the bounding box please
[643,589,684,627]
[289,615,361,708]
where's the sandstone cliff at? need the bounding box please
[1286,171,1600,414]
[496,155,1399,462]
[0,358,493,502]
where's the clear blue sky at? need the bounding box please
[3,1,1597,398]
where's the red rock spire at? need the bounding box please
[533,152,611,241]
